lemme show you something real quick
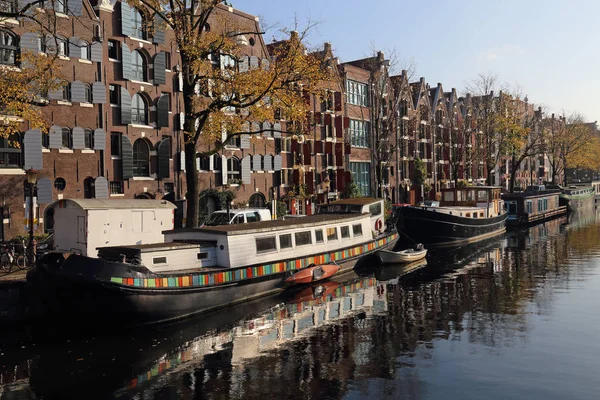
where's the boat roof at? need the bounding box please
[324,197,381,206]
[442,186,501,191]
[55,199,176,210]
[98,241,217,252]
[502,190,560,198]
[164,213,367,236]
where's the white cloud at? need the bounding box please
[477,44,524,63]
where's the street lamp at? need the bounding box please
[25,168,38,266]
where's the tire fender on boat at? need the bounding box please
[375,218,383,232]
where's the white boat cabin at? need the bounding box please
[163,213,373,269]
[317,198,386,234]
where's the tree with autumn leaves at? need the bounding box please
[121,0,327,226]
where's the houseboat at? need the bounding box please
[559,185,595,212]
[26,198,398,324]
[502,185,567,226]
[394,186,506,247]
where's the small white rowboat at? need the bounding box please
[378,245,427,265]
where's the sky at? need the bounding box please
[232,0,600,123]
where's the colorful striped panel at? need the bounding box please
[112,234,398,288]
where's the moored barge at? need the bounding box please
[559,185,595,212]
[394,186,506,247]
[27,198,397,324]
[502,185,567,226]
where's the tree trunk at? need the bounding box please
[184,140,199,227]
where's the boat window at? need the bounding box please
[197,252,209,260]
[467,190,475,202]
[478,190,488,201]
[369,202,382,216]
[295,231,312,246]
[279,234,292,249]
[352,224,362,236]
[315,229,324,243]
[466,213,471,217]
[256,236,277,253]
[246,212,260,223]
[341,226,350,239]
[457,190,464,201]
[153,256,167,264]
[443,191,454,202]
[480,212,484,217]
[473,213,478,218]
[327,227,338,241]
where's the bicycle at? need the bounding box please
[19,239,35,269]
[0,242,24,273]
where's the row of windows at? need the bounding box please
[255,224,363,254]
[107,40,172,72]
[110,133,168,178]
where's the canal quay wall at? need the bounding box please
[0,274,27,322]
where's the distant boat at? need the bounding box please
[378,244,427,264]
[559,185,595,212]
[502,185,567,226]
[394,186,507,247]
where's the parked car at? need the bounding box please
[203,209,272,226]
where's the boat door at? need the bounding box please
[77,215,86,244]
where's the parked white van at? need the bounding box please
[203,208,272,226]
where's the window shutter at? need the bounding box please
[45,34,57,55]
[262,122,272,138]
[72,127,85,149]
[94,128,106,150]
[343,116,350,129]
[291,139,298,154]
[261,58,270,71]
[337,169,346,192]
[303,143,311,166]
[157,138,171,179]
[221,155,227,185]
[335,143,343,167]
[68,37,79,59]
[157,94,169,128]
[334,92,342,111]
[241,156,251,184]
[70,80,85,103]
[293,169,299,185]
[263,154,273,171]
[179,151,185,171]
[48,125,62,149]
[120,89,131,124]
[196,157,201,171]
[325,142,332,154]
[121,2,133,37]
[92,82,106,104]
[273,122,282,138]
[48,81,64,100]
[208,154,214,171]
[94,176,109,199]
[335,115,343,138]
[344,143,351,155]
[240,134,250,149]
[153,14,165,44]
[36,178,53,204]
[153,52,166,84]
[252,154,262,171]
[314,141,323,153]
[24,130,43,170]
[249,56,259,69]
[273,155,282,171]
[121,42,132,81]
[238,56,248,72]
[305,171,314,194]
[251,122,260,136]
[90,42,102,63]
[20,32,39,52]
[69,0,83,16]
[121,135,133,179]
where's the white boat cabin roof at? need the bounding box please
[163,213,367,236]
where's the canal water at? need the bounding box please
[2,210,600,399]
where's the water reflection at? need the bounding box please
[2,211,600,399]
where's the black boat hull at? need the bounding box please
[395,207,507,247]
[26,237,398,325]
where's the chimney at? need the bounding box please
[290,31,299,40]
[324,42,331,53]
